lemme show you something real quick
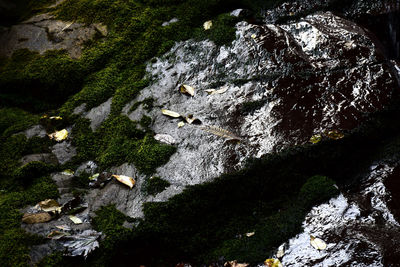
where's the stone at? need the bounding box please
[23,125,47,139]
[0,13,107,59]
[75,161,98,176]
[51,141,77,165]
[84,98,112,131]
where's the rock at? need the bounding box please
[0,13,107,59]
[51,172,75,194]
[84,98,112,131]
[22,124,47,139]
[75,161,98,176]
[73,103,87,115]
[20,153,58,166]
[130,12,397,190]
[51,142,77,165]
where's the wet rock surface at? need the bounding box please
[274,159,400,266]
[0,13,107,58]
[124,12,397,189]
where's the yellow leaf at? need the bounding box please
[69,215,83,224]
[48,129,68,142]
[179,84,195,96]
[205,86,228,95]
[178,121,185,128]
[203,20,212,30]
[310,134,322,144]
[37,199,61,213]
[325,130,344,140]
[112,174,136,189]
[49,116,62,120]
[161,109,181,118]
[246,232,255,237]
[264,258,283,267]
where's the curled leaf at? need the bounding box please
[161,109,181,118]
[69,215,83,224]
[310,235,327,250]
[325,130,344,140]
[205,86,228,95]
[62,169,74,175]
[47,230,70,239]
[48,129,68,142]
[154,134,176,145]
[112,174,136,189]
[203,20,212,30]
[37,199,61,213]
[310,134,322,144]
[264,258,283,267]
[179,84,195,96]
[200,125,242,141]
[22,212,52,224]
[178,121,185,128]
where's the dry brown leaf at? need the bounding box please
[112,174,136,189]
[200,125,242,141]
[22,212,52,224]
[325,130,344,140]
[179,84,195,96]
[161,109,181,118]
[48,129,68,142]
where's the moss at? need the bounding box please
[144,176,171,196]
[0,108,39,137]
[0,0,56,26]
[13,161,56,188]
[299,175,338,208]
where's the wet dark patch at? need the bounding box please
[384,165,400,221]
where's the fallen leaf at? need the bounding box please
[264,258,283,267]
[89,173,100,181]
[200,125,242,141]
[47,230,70,239]
[179,84,195,96]
[69,215,83,224]
[185,114,201,125]
[161,109,181,118]
[224,261,249,267]
[205,86,228,95]
[56,225,72,231]
[310,235,327,250]
[154,134,176,145]
[276,244,285,258]
[49,116,62,120]
[246,232,255,237]
[325,130,344,140]
[178,121,185,128]
[62,169,74,175]
[48,129,68,142]
[22,212,52,224]
[251,33,257,39]
[310,134,322,144]
[112,174,136,189]
[62,229,101,258]
[37,199,61,213]
[203,20,212,30]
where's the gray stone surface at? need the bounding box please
[84,98,112,131]
[51,172,74,194]
[23,124,47,138]
[20,153,58,166]
[51,141,77,164]
[75,160,98,176]
[0,13,107,59]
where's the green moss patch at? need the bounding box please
[143,176,171,196]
